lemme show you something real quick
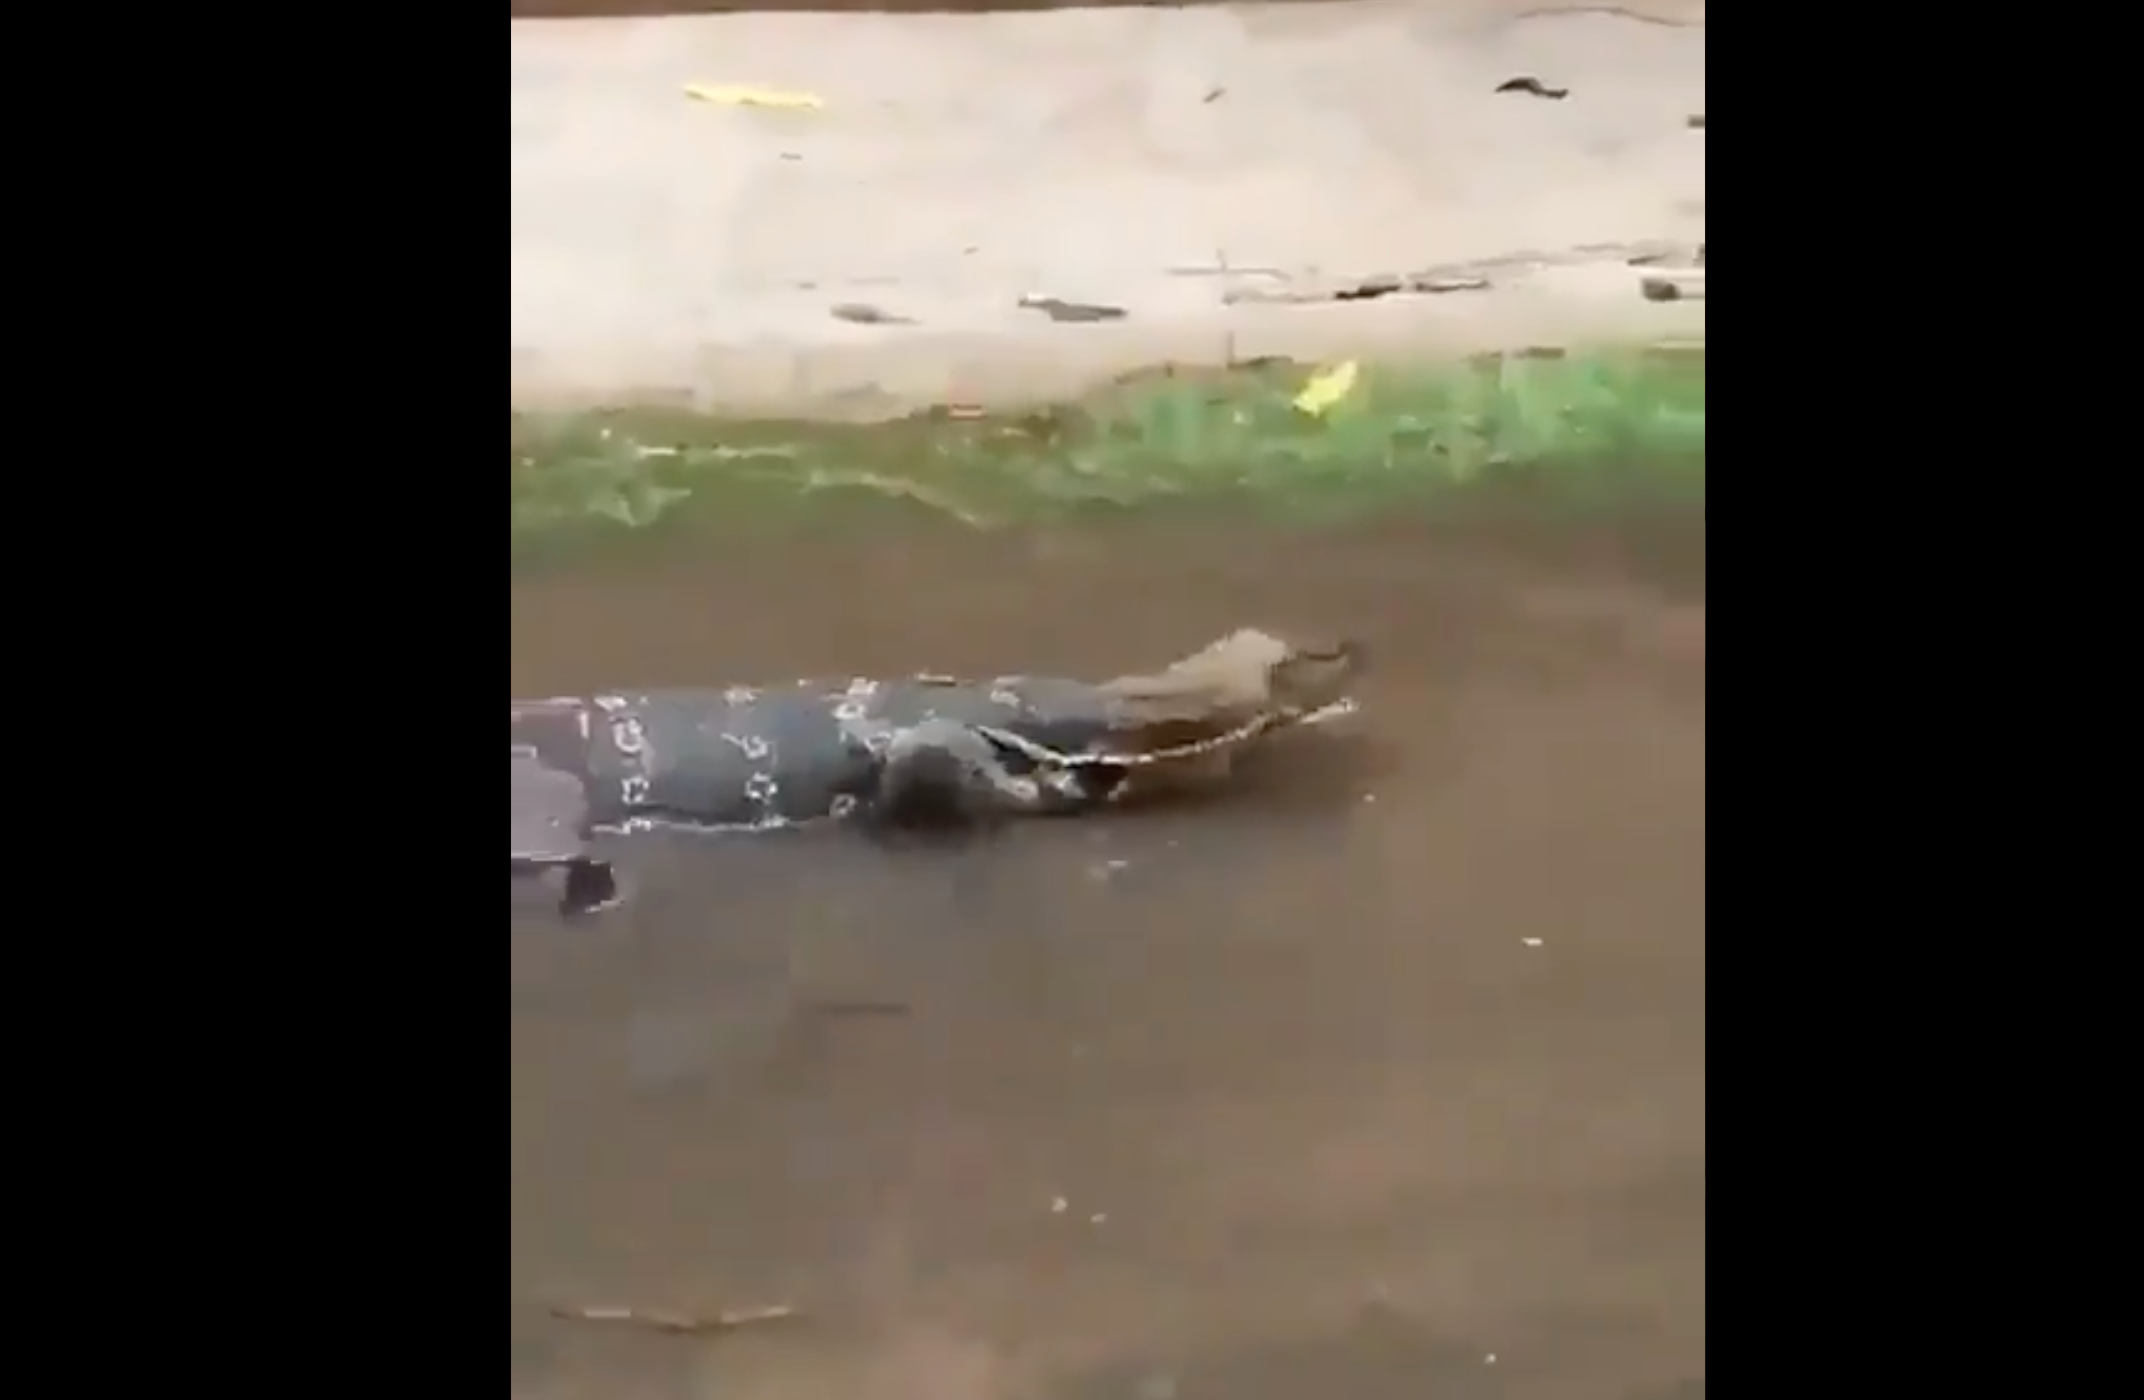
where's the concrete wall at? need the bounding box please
[509,1,1706,413]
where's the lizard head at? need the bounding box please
[919,629,1367,817]
[1097,628,1364,747]
[979,629,1366,804]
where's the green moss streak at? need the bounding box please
[510,348,1704,556]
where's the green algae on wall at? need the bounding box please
[509,347,1704,544]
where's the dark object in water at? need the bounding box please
[507,630,1363,915]
[1494,76,1570,100]
[509,853,620,918]
[559,859,620,917]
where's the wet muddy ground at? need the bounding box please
[509,512,1706,1400]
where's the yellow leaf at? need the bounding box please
[684,84,825,111]
[1292,360,1359,418]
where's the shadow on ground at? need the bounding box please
[510,512,1704,1400]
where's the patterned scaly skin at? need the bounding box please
[509,673,1129,851]
[509,635,1361,913]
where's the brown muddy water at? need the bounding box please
[509,513,1706,1400]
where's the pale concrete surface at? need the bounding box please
[509,1,1705,414]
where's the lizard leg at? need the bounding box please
[512,752,592,864]
[511,753,621,915]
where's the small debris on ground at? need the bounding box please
[1292,360,1360,418]
[1640,272,1705,303]
[1167,249,1287,280]
[684,84,824,111]
[1627,243,1703,270]
[829,303,918,327]
[1413,275,1493,294]
[1494,76,1569,100]
[1686,113,1706,129]
[550,1303,801,1337]
[1223,271,1490,306]
[1018,295,1129,324]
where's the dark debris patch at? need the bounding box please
[1018,295,1131,324]
[1494,75,1570,100]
